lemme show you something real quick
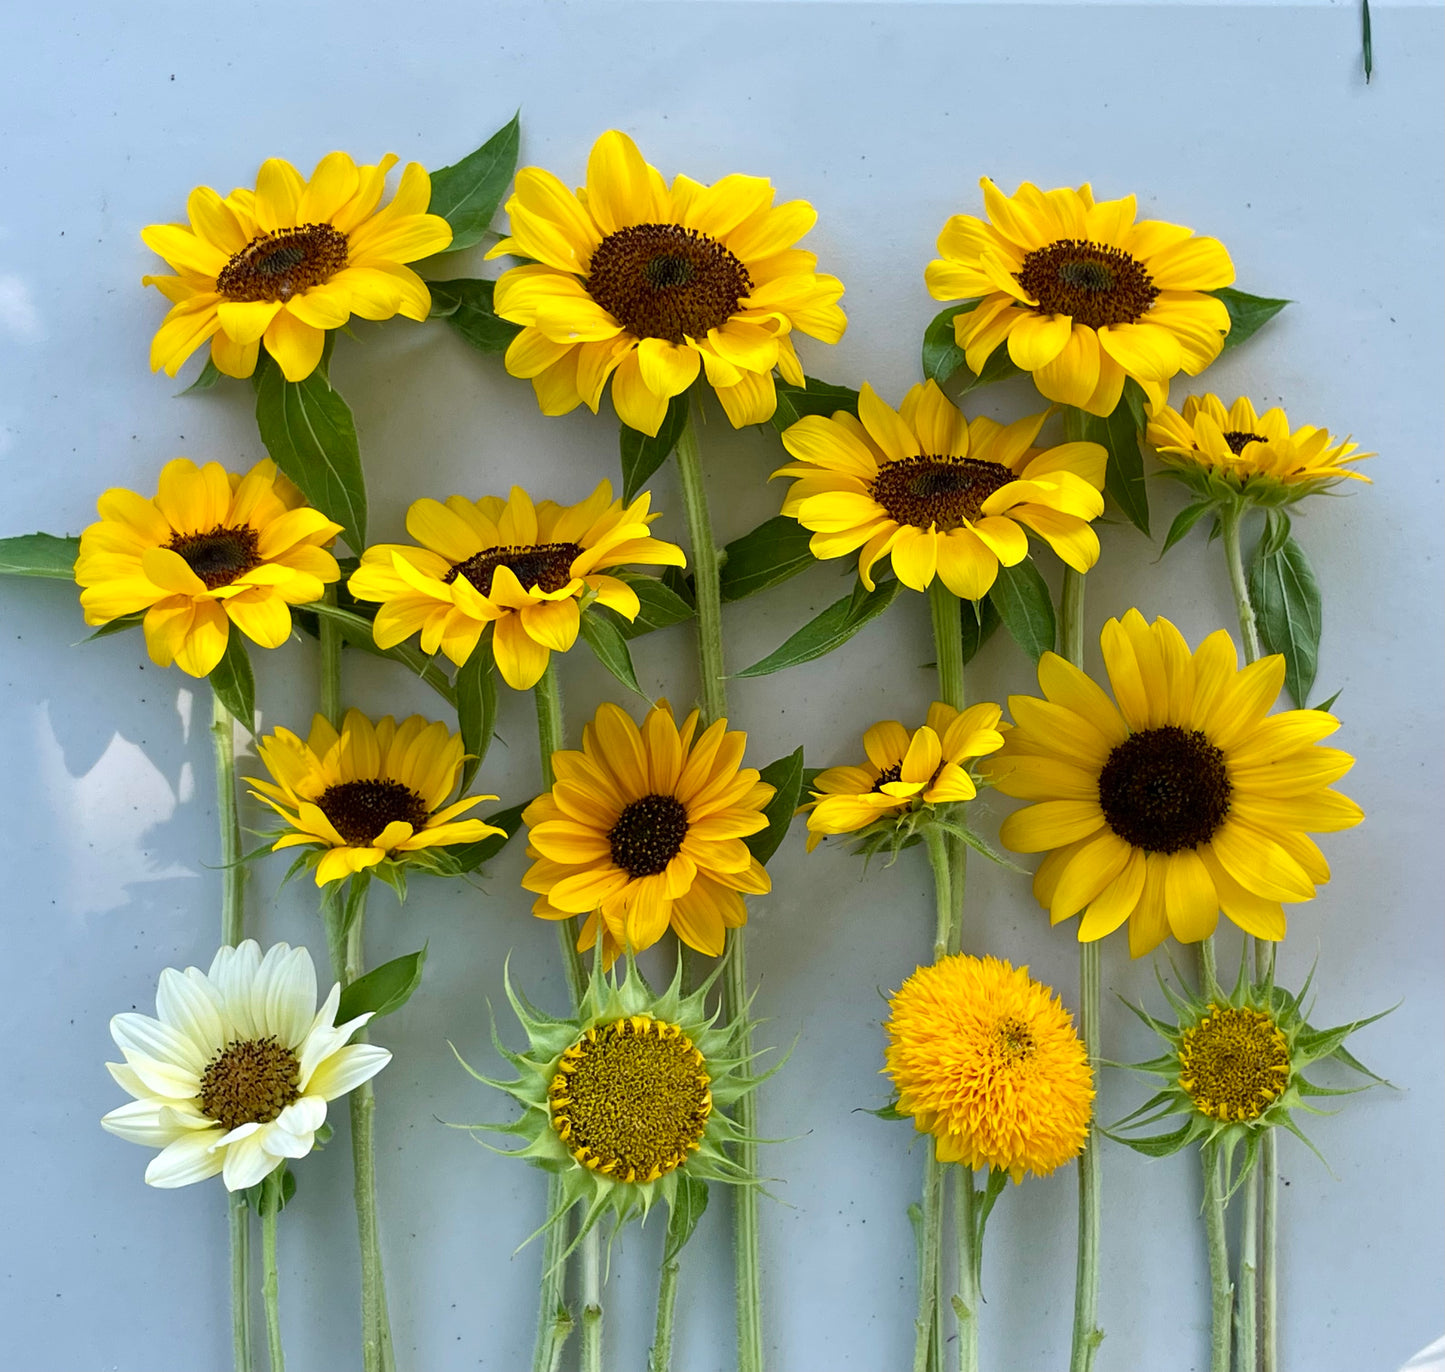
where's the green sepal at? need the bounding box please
[338,946,427,1023]
[1211,287,1290,353]
[427,113,521,254]
[428,278,522,353]
[0,531,80,578]
[735,576,901,678]
[244,1164,295,1215]
[662,1175,709,1264]
[863,1100,907,1121]
[770,375,860,430]
[455,639,497,792]
[373,861,408,904]
[620,394,690,504]
[986,560,1056,662]
[1158,500,1214,558]
[84,612,145,641]
[208,633,256,737]
[579,609,646,697]
[178,357,224,396]
[1107,1121,1201,1159]
[745,747,805,866]
[1249,532,1322,708]
[719,516,816,603]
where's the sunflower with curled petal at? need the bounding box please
[925,179,1234,416]
[486,129,847,435]
[75,457,341,677]
[983,610,1363,958]
[142,151,452,383]
[801,702,1005,852]
[249,709,505,886]
[347,481,685,691]
[522,701,774,961]
[775,380,1107,599]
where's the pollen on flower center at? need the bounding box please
[446,542,583,598]
[216,223,350,303]
[1222,430,1268,456]
[548,1016,712,1182]
[871,456,1015,531]
[871,762,904,792]
[198,1035,301,1132]
[1098,725,1232,853]
[317,778,429,846]
[167,525,262,589]
[586,223,753,344]
[1016,238,1159,329]
[608,794,690,877]
[995,1015,1036,1062]
[1178,1005,1290,1122]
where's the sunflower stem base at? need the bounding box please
[1204,1144,1235,1372]
[579,1229,603,1372]
[229,1190,254,1372]
[261,1169,286,1372]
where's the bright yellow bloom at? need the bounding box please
[75,458,341,677]
[985,610,1363,957]
[347,481,685,691]
[926,179,1234,416]
[142,152,452,382]
[801,702,1005,851]
[885,954,1093,1181]
[522,702,774,961]
[775,380,1107,599]
[488,129,847,435]
[249,710,504,886]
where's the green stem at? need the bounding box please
[1235,1165,1259,1372]
[913,1148,945,1372]
[261,1169,286,1372]
[923,829,953,965]
[928,580,966,715]
[1204,1145,1235,1372]
[1198,936,1222,1000]
[648,1223,683,1372]
[1219,502,1262,664]
[229,1191,254,1372]
[319,587,344,729]
[674,403,727,726]
[953,1169,980,1372]
[579,1225,603,1372]
[1261,1130,1278,1372]
[534,663,586,1005]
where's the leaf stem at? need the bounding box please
[1204,1144,1235,1372]
[261,1169,287,1372]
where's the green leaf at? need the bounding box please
[579,610,646,696]
[1249,534,1322,708]
[959,594,1001,666]
[770,375,860,430]
[735,577,902,678]
[450,801,528,873]
[1313,688,1342,713]
[337,947,427,1023]
[85,612,144,641]
[1067,389,1149,535]
[428,278,521,353]
[0,532,80,578]
[987,561,1056,662]
[746,747,805,866]
[612,572,695,639]
[454,640,497,792]
[426,113,521,254]
[254,353,367,548]
[1362,0,1373,82]
[719,516,815,603]
[663,1175,709,1264]
[620,392,690,503]
[305,599,456,706]
[1112,1122,1196,1158]
[208,633,255,736]
[1259,507,1293,560]
[1160,500,1213,557]
[178,357,223,396]
[921,303,976,384]
[955,341,1024,396]
[1212,287,1290,353]
[864,1100,906,1121]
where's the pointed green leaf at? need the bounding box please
[1067,391,1149,535]
[0,532,80,578]
[1211,287,1290,353]
[579,610,646,696]
[620,393,690,503]
[1160,501,1213,557]
[1249,534,1322,708]
[746,747,805,866]
[734,578,902,678]
[612,572,695,638]
[338,947,428,1023]
[179,357,224,396]
[987,560,1056,662]
[1113,1122,1197,1158]
[427,113,520,253]
[451,801,529,873]
[85,611,144,641]
[1259,507,1293,560]
[719,516,816,602]
[208,633,255,736]
[922,302,977,385]
[454,640,497,792]
[428,278,521,353]
[959,594,1002,665]
[770,376,860,430]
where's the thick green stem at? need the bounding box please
[534,663,586,1006]
[1219,503,1262,665]
[913,1148,945,1372]
[229,1191,253,1372]
[261,1170,286,1372]
[648,1228,683,1372]
[674,404,727,726]
[579,1228,603,1372]
[319,587,344,729]
[1204,1145,1235,1372]
[953,1170,980,1372]
[923,829,953,965]
[1260,1130,1278,1372]
[928,580,966,715]
[1235,1165,1259,1372]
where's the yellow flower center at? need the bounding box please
[1098,725,1232,853]
[870,456,1015,531]
[548,1016,712,1183]
[586,223,753,344]
[1178,1005,1290,1122]
[1222,430,1267,456]
[444,542,582,598]
[995,1014,1036,1062]
[198,1035,301,1131]
[167,524,262,590]
[1015,238,1159,329]
[318,778,429,846]
[216,223,349,303]
[608,794,690,877]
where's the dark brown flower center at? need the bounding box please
[1015,239,1159,329]
[216,224,349,303]
[871,456,1015,531]
[871,762,904,792]
[446,543,583,598]
[1097,725,1232,854]
[167,525,261,589]
[1222,431,1267,456]
[586,223,753,344]
[318,779,430,847]
[608,793,689,878]
[198,1035,301,1132]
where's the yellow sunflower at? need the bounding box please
[522,701,774,960]
[75,457,341,677]
[985,610,1363,958]
[802,702,1005,851]
[142,152,452,382]
[925,179,1234,416]
[249,709,504,886]
[347,481,685,691]
[1147,394,1373,502]
[487,129,847,435]
[884,954,1094,1180]
[775,380,1107,599]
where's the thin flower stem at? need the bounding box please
[647,1228,682,1372]
[953,1169,980,1372]
[261,1169,287,1372]
[675,399,764,1372]
[319,587,344,730]
[1235,1165,1259,1372]
[1219,503,1262,664]
[1260,1131,1278,1372]
[534,663,587,1004]
[923,829,953,965]
[229,1192,254,1372]
[579,1225,603,1372]
[1204,1144,1235,1372]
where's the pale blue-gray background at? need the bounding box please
[1,3,1441,1369]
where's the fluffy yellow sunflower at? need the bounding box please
[487,129,847,435]
[142,152,452,382]
[884,954,1094,1180]
[522,701,774,960]
[1147,394,1373,503]
[802,702,1005,851]
[75,457,341,677]
[347,481,685,691]
[985,610,1363,958]
[775,380,1107,598]
[249,709,504,886]
[925,179,1234,416]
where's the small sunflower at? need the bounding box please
[985,610,1364,958]
[522,701,774,961]
[143,151,452,382]
[801,702,1005,852]
[249,709,505,886]
[487,129,847,435]
[925,179,1234,416]
[75,457,342,677]
[346,481,685,691]
[884,954,1094,1181]
[102,940,390,1190]
[775,380,1107,599]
